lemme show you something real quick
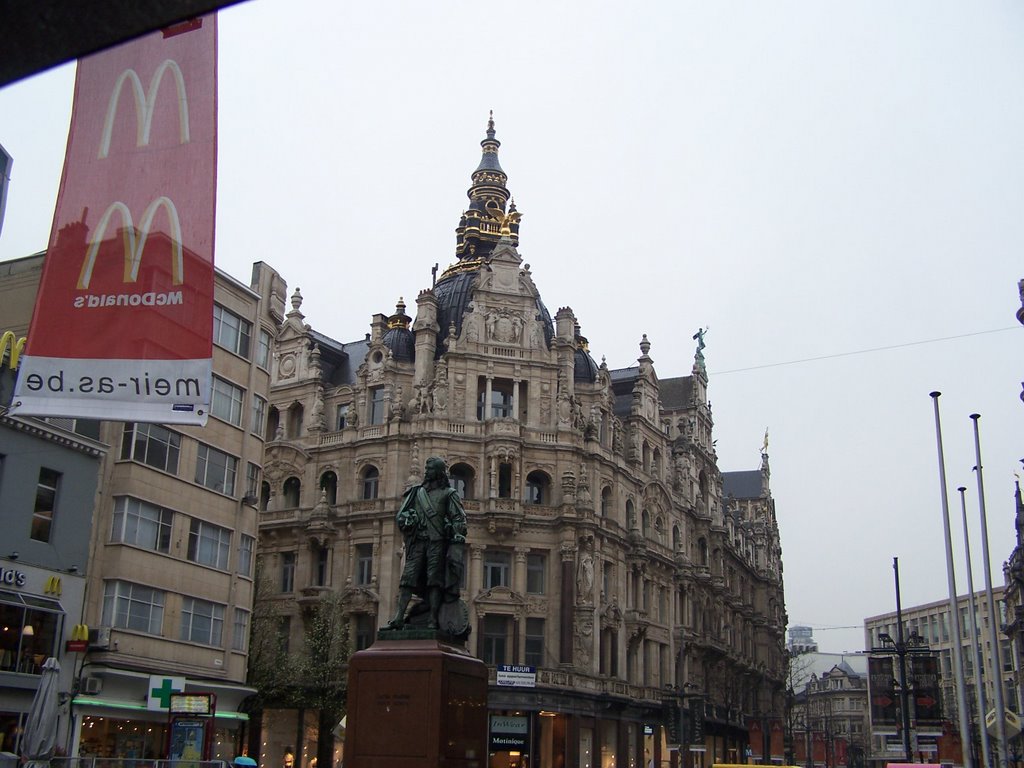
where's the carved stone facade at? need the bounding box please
[256,120,788,767]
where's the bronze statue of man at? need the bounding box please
[386,457,467,630]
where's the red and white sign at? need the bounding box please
[13,15,217,425]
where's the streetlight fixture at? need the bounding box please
[870,558,934,763]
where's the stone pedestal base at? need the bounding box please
[343,634,488,768]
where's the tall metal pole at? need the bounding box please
[894,557,914,763]
[931,392,974,768]
[971,413,1010,768]
[960,485,993,768]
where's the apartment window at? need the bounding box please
[233,608,250,651]
[211,376,244,426]
[251,395,267,435]
[111,496,173,553]
[356,544,373,585]
[525,617,545,667]
[256,328,272,369]
[121,423,180,474]
[102,580,164,635]
[362,466,379,500]
[482,614,511,665]
[31,467,60,542]
[246,462,261,499]
[238,534,255,577]
[195,443,238,496]
[484,550,511,589]
[281,552,296,593]
[180,597,224,646]
[369,387,386,425]
[526,553,546,594]
[187,519,231,570]
[213,304,252,358]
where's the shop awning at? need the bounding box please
[72,697,248,721]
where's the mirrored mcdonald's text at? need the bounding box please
[73,290,183,309]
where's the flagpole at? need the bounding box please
[959,485,992,768]
[930,392,973,768]
[971,413,1010,768]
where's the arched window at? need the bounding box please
[600,487,611,517]
[283,476,301,508]
[320,471,338,505]
[362,466,379,500]
[698,470,709,514]
[641,509,651,538]
[626,500,635,529]
[698,537,708,566]
[525,471,551,505]
[672,524,681,551]
[449,463,475,500]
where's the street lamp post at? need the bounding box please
[871,557,934,764]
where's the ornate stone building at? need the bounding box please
[256,118,787,768]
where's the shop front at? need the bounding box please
[488,687,668,768]
[0,566,86,756]
[70,669,254,762]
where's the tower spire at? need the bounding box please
[454,112,520,260]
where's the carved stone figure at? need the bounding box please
[577,551,594,603]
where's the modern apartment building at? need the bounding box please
[0,253,286,761]
[864,587,1016,765]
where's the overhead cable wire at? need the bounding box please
[716,327,1020,375]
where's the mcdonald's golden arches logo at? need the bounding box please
[0,331,26,370]
[77,197,184,289]
[44,575,62,597]
[99,60,190,159]
[71,624,90,642]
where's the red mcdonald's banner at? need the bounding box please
[13,15,217,425]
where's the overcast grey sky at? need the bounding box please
[2,1,1022,654]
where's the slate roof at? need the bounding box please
[722,470,763,499]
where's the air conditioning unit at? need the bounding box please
[88,626,111,650]
[82,676,103,695]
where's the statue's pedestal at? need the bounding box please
[343,632,488,768]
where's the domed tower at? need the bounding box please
[433,115,552,356]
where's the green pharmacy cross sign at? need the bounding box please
[148,675,186,710]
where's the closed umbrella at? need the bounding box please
[21,657,61,768]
